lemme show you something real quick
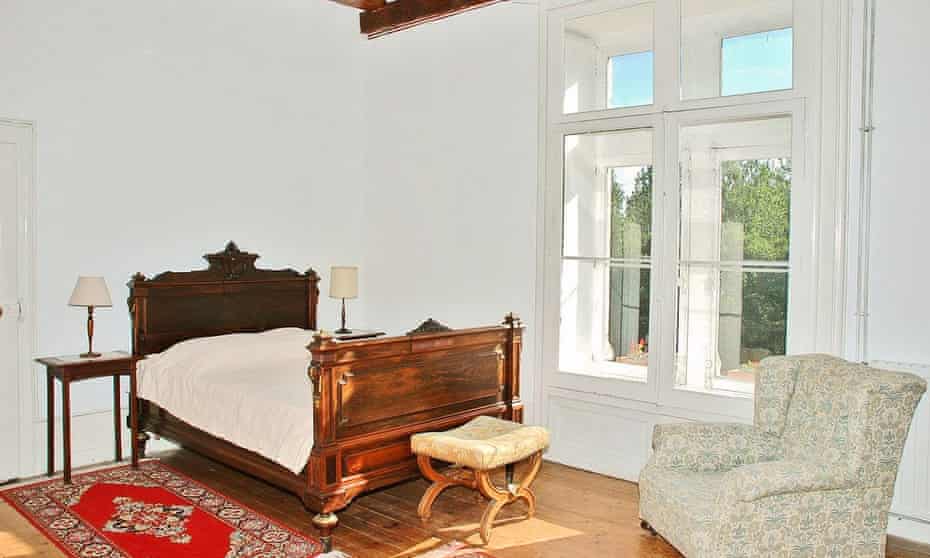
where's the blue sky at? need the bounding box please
[609,51,654,108]
[607,27,793,106]
[721,28,793,96]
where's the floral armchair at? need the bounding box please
[639,355,926,558]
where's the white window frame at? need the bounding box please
[545,114,666,403]
[660,100,809,416]
[540,0,842,419]
[595,163,655,380]
[700,144,791,395]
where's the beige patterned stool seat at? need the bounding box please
[411,416,550,544]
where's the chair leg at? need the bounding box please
[640,519,657,535]
[514,452,542,517]
[474,451,543,544]
[416,455,476,521]
[475,471,510,545]
[418,479,455,520]
[479,498,508,545]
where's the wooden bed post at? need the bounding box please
[503,312,524,423]
[306,331,344,553]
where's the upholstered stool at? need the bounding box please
[411,416,550,544]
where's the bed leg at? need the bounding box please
[135,432,150,459]
[312,512,339,553]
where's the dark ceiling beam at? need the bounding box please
[329,0,387,11]
[359,0,506,38]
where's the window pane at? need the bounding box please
[721,28,793,96]
[563,129,654,259]
[681,0,792,100]
[564,3,654,114]
[609,266,651,368]
[721,158,791,261]
[716,270,788,387]
[610,165,653,259]
[561,128,654,381]
[608,52,654,108]
[560,260,651,380]
[676,116,791,392]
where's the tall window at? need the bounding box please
[676,117,791,393]
[547,0,818,406]
[560,130,653,381]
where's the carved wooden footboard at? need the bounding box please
[302,316,523,547]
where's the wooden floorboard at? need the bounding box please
[0,449,927,557]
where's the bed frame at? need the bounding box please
[128,242,524,552]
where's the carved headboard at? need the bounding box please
[128,242,320,356]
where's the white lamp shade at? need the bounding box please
[329,266,358,299]
[68,276,112,307]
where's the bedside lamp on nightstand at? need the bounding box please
[329,266,358,334]
[68,276,112,358]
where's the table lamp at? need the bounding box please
[329,266,358,334]
[68,276,112,358]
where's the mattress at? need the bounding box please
[136,327,317,474]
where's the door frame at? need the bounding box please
[1,117,37,479]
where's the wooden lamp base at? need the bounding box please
[335,297,352,334]
[81,306,101,358]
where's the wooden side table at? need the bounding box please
[35,351,138,484]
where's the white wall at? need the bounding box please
[863,0,930,364]
[358,2,539,418]
[1,0,540,475]
[846,0,930,540]
[0,0,369,474]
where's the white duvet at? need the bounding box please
[137,328,317,474]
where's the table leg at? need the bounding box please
[62,379,71,484]
[113,375,122,462]
[130,367,139,469]
[46,373,54,477]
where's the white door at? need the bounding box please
[0,121,34,482]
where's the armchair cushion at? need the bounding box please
[650,422,781,472]
[720,459,856,503]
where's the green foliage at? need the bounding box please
[721,159,791,261]
[740,272,788,357]
[721,158,791,358]
[609,166,653,343]
[610,166,653,259]
[606,159,792,360]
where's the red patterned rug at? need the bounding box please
[1,460,325,558]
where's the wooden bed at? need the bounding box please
[128,242,524,552]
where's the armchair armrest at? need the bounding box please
[650,422,781,472]
[721,460,857,502]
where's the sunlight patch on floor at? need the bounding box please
[0,530,42,557]
[436,517,584,550]
[391,536,445,558]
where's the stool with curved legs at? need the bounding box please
[416,451,544,544]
